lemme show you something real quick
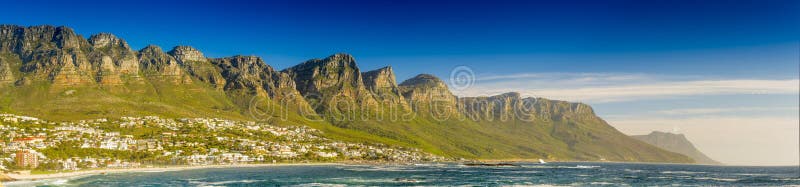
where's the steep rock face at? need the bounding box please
[283,54,377,115]
[0,25,23,54]
[89,33,130,51]
[138,45,190,84]
[169,45,206,62]
[87,33,139,85]
[633,131,721,165]
[460,91,597,122]
[168,46,225,89]
[211,56,274,97]
[210,56,311,112]
[0,53,19,85]
[459,92,525,121]
[0,25,96,86]
[50,52,95,86]
[399,74,459,119]
[361,66,408,110]
[1,26,162,87]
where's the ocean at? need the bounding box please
[7,162,800,186]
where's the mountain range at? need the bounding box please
[0,25,694,163]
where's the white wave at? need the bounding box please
[623,169,644,173]
[340,166,434,172]
[190,179,266,186]
[554,165,601,169]
[4,178,70,187]
[51,179,69,185]
[507,170,542,174]
[693,177,738,182]
[773,178,800,181]
[519,165,558,169]
[324,176,428,184]
[734,173,768,176]
[290,183,348,187]
[648,176,673,179]
[660,171,707,174]
[139,170,168,173]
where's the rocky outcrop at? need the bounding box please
[89,33,130,51]
[210,55,311,111]
[459,92,525,121]
[0,53,19,85]
[362,66,408,110]
[459,92,597,122]
[169,46,225,89]
[283,54,377,114]
[138,45,190,84]
[169,45,206,62]
[399,74,459,118]
[633,131,722,165]
[211,55,276,97]
[0,25,95,86]
[50,52,95,86]
[87,33,139,85]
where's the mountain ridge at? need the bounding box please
[633,131,722,165]
[0,25,693,163]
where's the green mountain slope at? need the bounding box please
[0,25,693,163]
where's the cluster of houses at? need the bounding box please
[0,114,445,172]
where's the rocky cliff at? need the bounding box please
[399,74,460,118]
[283,54,378,117]
[362,66,408,111]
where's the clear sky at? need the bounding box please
[1,0,798,165]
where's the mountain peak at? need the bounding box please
[362,65,406,107]
[327,53,354,60]
[213,55,269,70]
[169,46,206,62]
[283,53,376,113]
[399,74,446,88]
[140,44,164,54]
[633,131,721,165]
[495,92,521,98]
[291,53,358,71]
[89,33,130,49]
[371,65,392,71]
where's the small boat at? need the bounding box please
[538,159,547,164]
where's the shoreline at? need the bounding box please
[1,162,340,182]
[1,160,762,183]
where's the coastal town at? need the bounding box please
[0,114,445,175]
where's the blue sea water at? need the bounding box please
[9,162,800,186]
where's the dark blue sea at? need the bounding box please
[9,162,800,186]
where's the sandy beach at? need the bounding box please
[2,163,340,182]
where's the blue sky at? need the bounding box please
[1,0,798,165]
